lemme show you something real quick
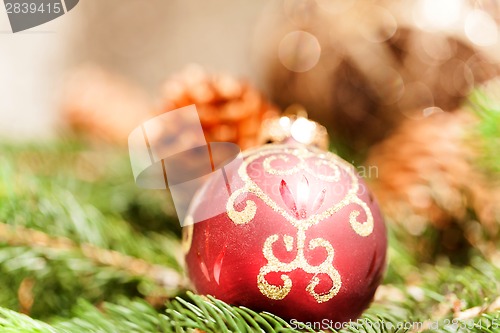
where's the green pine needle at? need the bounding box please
[467,87,500,177]
[0,139,499,332]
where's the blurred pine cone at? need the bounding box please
[161,64,279,150]
[366,108,500,257]
[257,0,499,152]
[61,64,152,144]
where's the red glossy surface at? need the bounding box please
[184,145,387,323]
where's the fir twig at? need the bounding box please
[0,141,184,318]
[0,222,184,289]
[1,139,500,332]
[467,88,500,176]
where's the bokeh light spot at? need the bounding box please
[279,31,321,73]
[423,106,444,117]
[358,6,398,43]
[465,10,498,46]
[413,0,465,31]
[315,0,357,15]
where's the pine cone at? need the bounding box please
[61,65,152,144]
[160,64,279,150]
[366,110,500,237]
[258,0,499,152]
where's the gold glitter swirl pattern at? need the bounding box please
[262,155,301,176]
[226,145,372,232]
[226,187,257,225]
[262,153,341,182]
[312,159,341,182]
[225,145,373,303]
[283,235,294,251]
[349,196,374,237]
[257,230,341,303]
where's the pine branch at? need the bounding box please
[0,222,184,289]
[0,142,184,318]
[0,307,58,333]
[467,87,500,177]
[1,139,500,332]
[163,292,314,333]
[0,290,499,333]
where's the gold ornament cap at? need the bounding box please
[258,104,329,150]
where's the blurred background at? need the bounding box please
[1,0,499,150]
[2,0,500,275]
[0,0,268,138]
[1,0,500,327]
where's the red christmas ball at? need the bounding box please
[183,144,387,323]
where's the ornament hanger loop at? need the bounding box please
[259,104,329,150]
